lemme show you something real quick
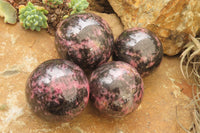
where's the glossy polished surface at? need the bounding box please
[26,59,89,121]
[90,61,144,117]
[113,28,163,76]
[55,13,114,70]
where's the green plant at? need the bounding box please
[68,0,89,15]
[19,2,48,31]
[0,0,17,24]
[42,0,63,8]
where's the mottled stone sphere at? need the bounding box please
[55,13,114,70]
[113,28,163,76]
[26,59,89,121]
[90,61,144,117]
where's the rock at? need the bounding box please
[0,12,193,132]
[107,0,200,56]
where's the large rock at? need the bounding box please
[108,0,200,56]
[0,13,193,132]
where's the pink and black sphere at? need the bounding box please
[113,28,163,76]
[55,13,114,70]
[26,59,89,121]
[89,61,144,117]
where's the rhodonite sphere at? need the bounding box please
[55,13,114,70]
[90,61,144,117]
[113,28,163,76]
[26,59,89,121]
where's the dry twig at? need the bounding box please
[179,34,200,133]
